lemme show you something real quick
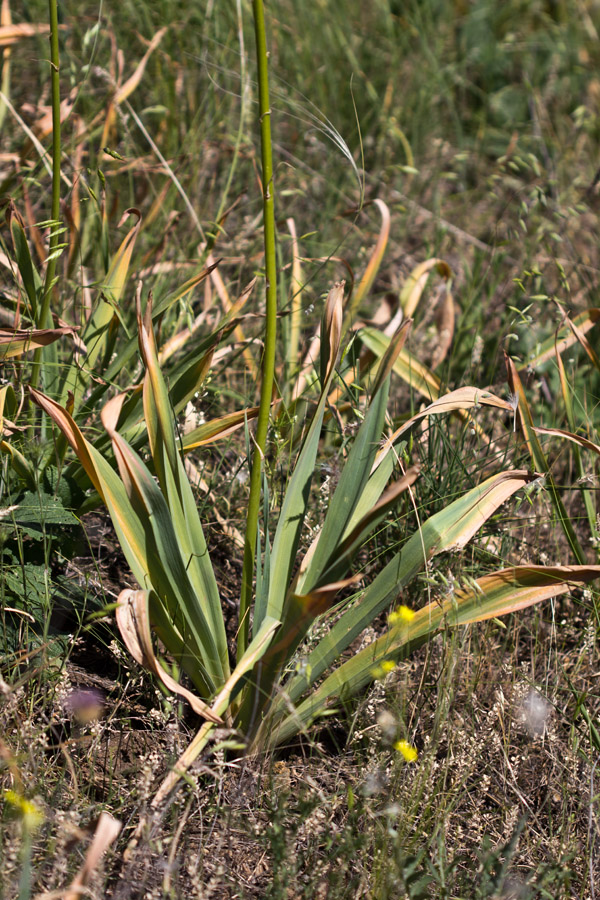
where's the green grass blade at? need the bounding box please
[8,203,40,320]
[506,354,586,565]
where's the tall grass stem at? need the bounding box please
[31,0,61,391]
[238,0,278,659]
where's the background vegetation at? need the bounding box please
[1,0,600,897]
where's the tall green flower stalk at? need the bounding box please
[31,0,62,392]
[238,0,278,659]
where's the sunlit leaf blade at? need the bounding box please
[182,406,260,451]
[505,354,586,565]
[345,199,390,324]
[533,425,600,456]
[441,565,600,622]
[270,564,600,746]
[113,28,167,105]
[277,469,534,719]
[400,258,452,319]
[286,217,303,392]
[0,325,77,359]
[0,22,51,46]
[359,326,441,400]
[376,386,513,468]
[63,813,121,900]
[116,589,223,723]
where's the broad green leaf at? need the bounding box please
[269,564,600,747]
[103,403,224,689]
[298,376,391,595]
[136,300,229,677]
[31,387,218,692]
[278,469,534,715]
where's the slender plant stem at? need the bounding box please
[31,0,61,391]
[238,0,278,661]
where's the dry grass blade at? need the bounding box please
[0,325,78,359]
[60,812,122,900]
[430,283,455,369]
[520,307,600,370]
[207,255,258,379]
[445,564,600,622]
[376,386,513,467]
[0,22,52,46]
[113,27,168,106]
[323,280,344,380]
[116,590,223,724]
[533,426,600,456]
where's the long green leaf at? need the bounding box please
[298,375,391,595]
[277,469,534,715]
[262,282,344,629]
[151,615,280,807]
[269,564,600,747]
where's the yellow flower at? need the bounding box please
[4,790,44,831]
[371,659,396,680]
[393,740,418,762]
[388,605,415,625]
